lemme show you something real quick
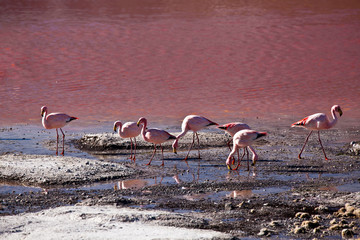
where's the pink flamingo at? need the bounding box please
[172,115,218,162]
[218,122,251,162]
[226,129,267,171]
[113,121,143,162]
[137,117,176,166]
[41,106,78,155]
[291,105,343,160]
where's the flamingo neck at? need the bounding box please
[140,120,147,140]
[117,122,123,135]
[42,110,49,129]
[329,107,338,128]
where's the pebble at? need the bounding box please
[269,220,281,227]
[224,202,234,211]
[301,220,319,230]
[257,228,273,237]
[291,226,306,234]
[295,212,310,219]
[341,229,354,239]
[315,205,329,213]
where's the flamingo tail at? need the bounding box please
[292,117,308,127]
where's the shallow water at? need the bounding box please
[1,0,360,128]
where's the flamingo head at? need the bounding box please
[137,117,147,127]
[113,121,121,132]
[41,106,47,117]
[333,105,343,116]
[172,140,178,154]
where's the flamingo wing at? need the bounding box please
[292,113,329,130]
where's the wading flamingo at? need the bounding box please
[172,115,218,162]
[226,129,267,171]
[291,105,343,160]
[41,106,78,155]
[113,121,143,162]
[137,117,176,166]
[218,122,251,162]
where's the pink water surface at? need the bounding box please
[1,0,359,128]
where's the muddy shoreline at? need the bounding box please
[0,125,359,239]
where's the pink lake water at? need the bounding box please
[1,0,360,128]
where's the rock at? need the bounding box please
[291,226,306,234]
[341,229,354,239]
[312,227,322,234]
[344,203,356,214]
[347,141,360,155]
[269,220,281,227]
[224,202,234,211]
[258,228,274,237]
[329,224,343,231]
[301,220,320,230]
[330,219,337,225]
[295,212,310,219]
[353,208,360,218]
[315,205,329,213]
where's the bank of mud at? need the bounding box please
[0,125,359,239]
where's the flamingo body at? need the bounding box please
[172,115,218,161]
[41,106,78,155]
[218,122,251,164]
[137,117,176,166]
[292,113,335,130]
[291,105,343,160]
[113,121,142,162]
[226,129,267,170]
[218,122,251,137]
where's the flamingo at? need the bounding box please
[226,129,267,171]
[137,117,176,166]
[291,105,343,160]
[41,106,78,155]
[172,115,218,162]
[113,121,143,162]
[218,122,251,163]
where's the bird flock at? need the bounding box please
[41,105,343,170]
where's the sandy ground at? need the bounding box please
[0,124,360,239]
[0,205,230,240]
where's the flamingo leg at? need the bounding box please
[184,133,195,161]
[55,128,59,155]
[246,147,250,171]
[59,128,65,156]
[317,131,329,160]
[160,144,165,166]
[133,137,137,162]
[129,138,134,161]
[227,139,232,151]
[234,148,246,170]
[236,148,240,165]
[298,130,313,159]
[147,144,157,165]
[195,132,201,159]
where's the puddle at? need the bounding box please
[319,182,360,192]
[176,186,291,202]
[0,183,42,194]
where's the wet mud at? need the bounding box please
[0,125,359,239]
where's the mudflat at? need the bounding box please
[0,125,359,239]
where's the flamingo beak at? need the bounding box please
[339,109,343,117]
[227,164,231,170]
[173,148,177,154]
[41,110,45,117]
[113,125,117,132]
[136,121,140,127]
